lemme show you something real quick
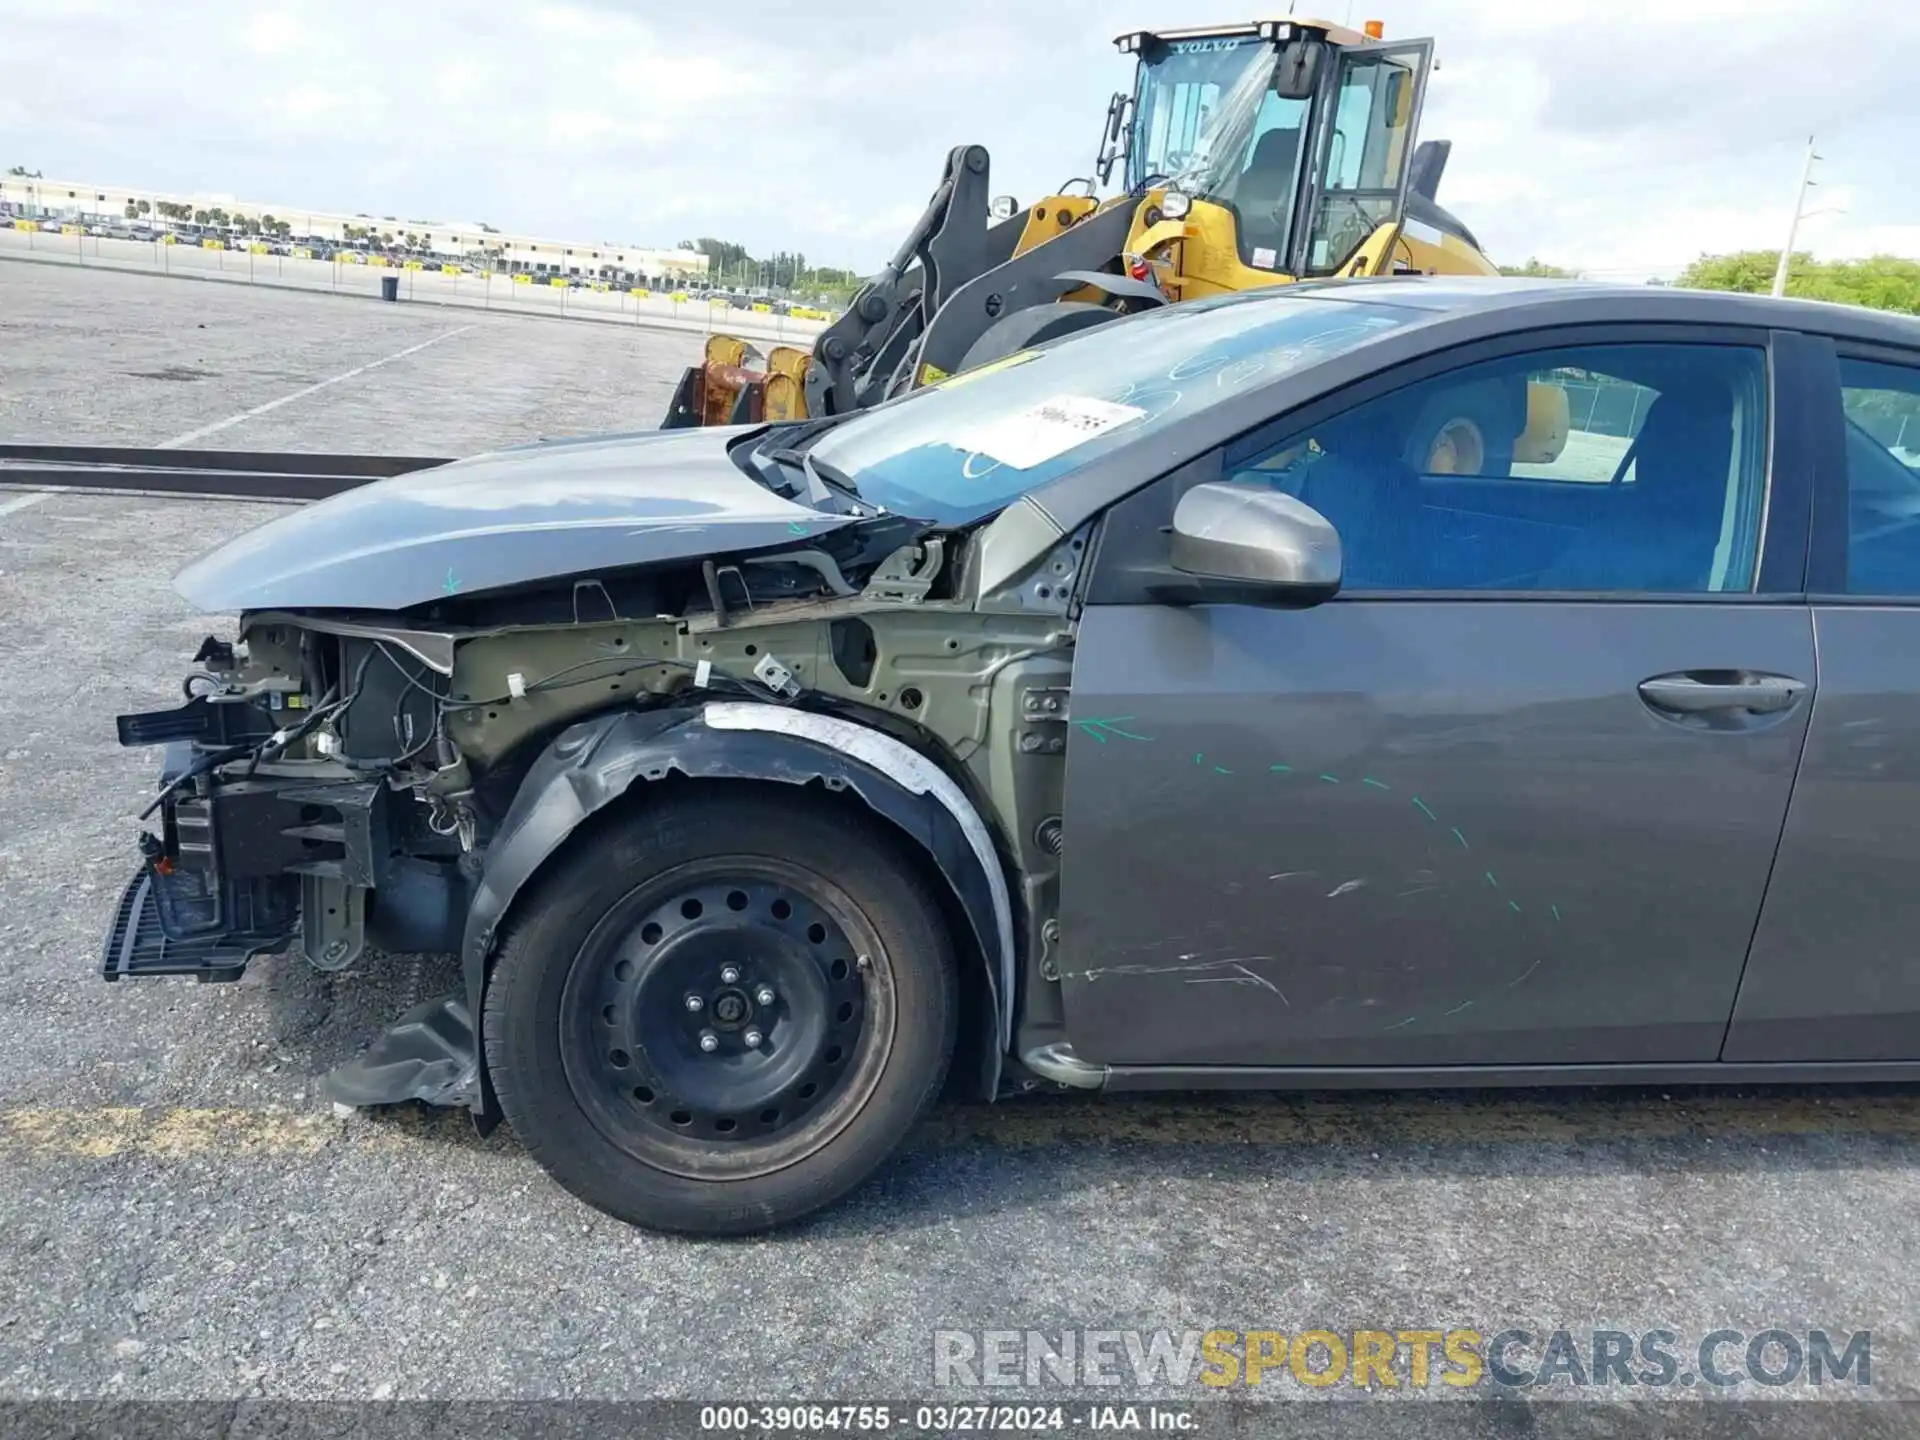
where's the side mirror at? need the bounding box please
[1274,39,1321,101]
[1169,481,1341,604]
[989,195,1020,222]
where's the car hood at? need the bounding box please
[174,427,855,613]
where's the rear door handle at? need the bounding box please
[1637,672,1807,715]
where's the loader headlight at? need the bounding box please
[989,195,1020,221]
[1160,190,1192,220]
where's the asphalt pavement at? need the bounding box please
[2,264,1919,1422]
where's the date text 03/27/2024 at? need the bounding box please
[697,1404,1198,1433]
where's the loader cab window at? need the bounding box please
[1303,43,1428,275]
[1128,37,1313,271]
[1128,37,1273,192]
[1223,92,1310,269]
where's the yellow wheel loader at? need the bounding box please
[663,16,1567,474]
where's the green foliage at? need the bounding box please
[1678,250,1920,316]
[683,237,857,303]
[1498,257,1581,279]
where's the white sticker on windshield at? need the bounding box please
[1250,246,1277,270]
[953,394,1146,470]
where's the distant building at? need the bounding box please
[0,175,710,287]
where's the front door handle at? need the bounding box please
[1638,671,1807,715]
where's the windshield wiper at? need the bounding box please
[758,442,867,512]
[802,453,861,499]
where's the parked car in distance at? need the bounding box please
[101,278,1920,1237]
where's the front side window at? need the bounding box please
[1838,356,1920,596]
[1228,342,1770,593]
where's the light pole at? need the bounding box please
[1771,135,1821,299]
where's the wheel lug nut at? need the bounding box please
[684,993,704,1012]
[720,965,741,985]
[743,1029,764,1048]
[699,1031,719,1053]
[755,986,775,1006]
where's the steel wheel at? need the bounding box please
[558,856,893,1180]
[484,790,957,1234]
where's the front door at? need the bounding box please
[1057,330,1814,1069]
[1291,37,1431,278]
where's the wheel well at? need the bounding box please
[500,772,1003,1101]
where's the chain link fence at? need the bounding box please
[1545,372,1655,439]
[0,223,825,347]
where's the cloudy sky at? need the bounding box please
[5,0,1916,279]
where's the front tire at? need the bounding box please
[483,789,957,1235]
[1404,378,1523,478]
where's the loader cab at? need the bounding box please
[1113,19,1433,280]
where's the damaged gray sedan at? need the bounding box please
[105,279,1920,1233]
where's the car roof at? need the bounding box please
[1272,274,1920,346]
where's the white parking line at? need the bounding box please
[0,490,55,519]
[157,324,476,448]
[0,325,476,524]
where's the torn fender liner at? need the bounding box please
[701,701,1017,1050]
[324,994,480,1109]
[460,704,1015,1111]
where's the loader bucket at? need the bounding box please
[763,347,811,423]
[660,337,815,429]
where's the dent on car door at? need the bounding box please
[1057,330,1815,1071]
[1726,345,1920,1062]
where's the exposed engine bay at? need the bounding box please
[106,451,1088,1117]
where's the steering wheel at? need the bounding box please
[1315,194,1379,267]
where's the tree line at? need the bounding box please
[1500,252,1920,316]
[678,238,862,303]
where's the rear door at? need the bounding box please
[1726,337,1920,1061]
[1057,325,1817,1070]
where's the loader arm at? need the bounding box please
[911,200,1147,385]
[807,144,1017,415]
[663,144,1026,430]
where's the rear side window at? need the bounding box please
[1838,356,1920,596]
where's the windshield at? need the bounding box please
[804,293,1412,526]
[1127,37,1312,270]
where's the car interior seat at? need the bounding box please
[1297,409,1428,588]
[1231,127,1304,262]
[1536,382,1738,592]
